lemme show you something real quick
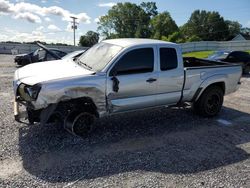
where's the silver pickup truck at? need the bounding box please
[13,39,242,136]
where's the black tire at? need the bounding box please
[64,110,95,137]
[47,111,64,126]
[243,65,250,74]
[194,86,224,117]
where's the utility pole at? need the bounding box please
[70,16,78,46]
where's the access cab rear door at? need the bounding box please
[155,44,184,106]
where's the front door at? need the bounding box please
[106,47,158,113]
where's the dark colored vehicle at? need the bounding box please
[208,50,250,74]
[14,43,67,66]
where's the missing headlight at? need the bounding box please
[24,84,41,100]
[18,83,41,101]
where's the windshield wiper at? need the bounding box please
[76,59,92,70]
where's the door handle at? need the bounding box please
[146,78,157,83]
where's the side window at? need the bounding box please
[37,49,46,60]
[111,48,154,76]
[227,52,238,62]
[52,50,66,58]
[46,53,55,61]
[160,48,178,71]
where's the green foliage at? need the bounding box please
[181,10,241,41]
[183,51,215,58]
[150,11,178,39]
[98,2,153,39]
[79,31,99,47]
[96,2,243,42]
[140,2,158,17]
[241,27,250,35]
[226,20,241,40]
[187,35,202,42]
[162,31,185,43]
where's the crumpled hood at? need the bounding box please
[15,59,94,85]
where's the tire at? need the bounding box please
[64,110,95,137]
[47,111,64,126]
[194,86,224,117]
[243,65,250,74]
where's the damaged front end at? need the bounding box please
[14,83,43,124]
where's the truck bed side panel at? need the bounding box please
[183,66,241,102]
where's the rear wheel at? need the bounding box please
[194,86,224,117]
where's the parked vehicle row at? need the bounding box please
[13,39,242,136]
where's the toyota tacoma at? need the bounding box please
[13,39,242,136]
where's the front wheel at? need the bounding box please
[64,110,95,137]
[193,86,224,117]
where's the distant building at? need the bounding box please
[232,33,250,41]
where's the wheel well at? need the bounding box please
[206,82,225,94]
[57,97,99,118]
[195,82,225,102]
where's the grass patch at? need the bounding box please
[183,50,250,58]
[183,51,214,58]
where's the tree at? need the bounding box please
[226,20,241,39]
[241,27,250,35]
[98,2,152,39]
[181,10,230,41]
[150,11,178,39]
[187,35,202,42]
[79,31,99,47]
[140,2,158,17]
[162,31,185,43]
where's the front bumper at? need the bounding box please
[14,100,28,122]
[14,100,42,124]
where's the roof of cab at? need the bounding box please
[103,38,177,48]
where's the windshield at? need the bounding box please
[77,42,123,71]
[208,51,229,60]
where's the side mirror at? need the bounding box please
[111,70,119,93]
[110,69,117,77]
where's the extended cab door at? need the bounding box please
[106,47,158,113]
[155,46,184,106]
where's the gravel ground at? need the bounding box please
[0,54,250,187]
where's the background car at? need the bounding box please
[207,50,250,74]
[61,50,85,61]
[14,42,67,66]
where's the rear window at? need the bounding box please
[160,48,178,70]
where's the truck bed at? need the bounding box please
[183,57,239,68]
[182,57,242,102]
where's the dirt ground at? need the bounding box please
[0,54,250,187]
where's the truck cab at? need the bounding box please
[104,40,184,113]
